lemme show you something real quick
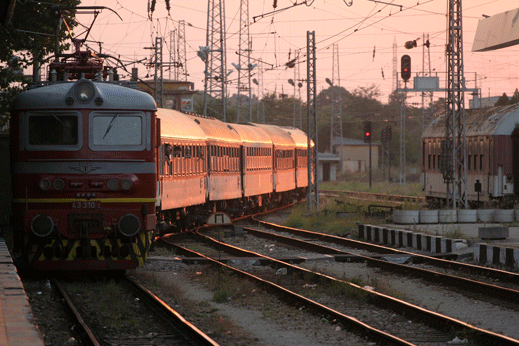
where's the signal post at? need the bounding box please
[363,121,372,187]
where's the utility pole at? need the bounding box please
[421,33,433,134]
[307,31,318,212]
[169,30,176,81]
[155,37,163,107]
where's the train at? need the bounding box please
[421,103,519,208]
[8,77,310,271]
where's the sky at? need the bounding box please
[68,0,518,105]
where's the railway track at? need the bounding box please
[158,223,519,346]
[320,189,426,205]
[250,218,519,302]
[50,276,219,346]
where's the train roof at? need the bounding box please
[232,123,273,146]
[184,114,241,144]
[280,126,312,148]
[11,79,157,111]
[247,123,296,148]
[423,103,519,138]
[157,109,207,141]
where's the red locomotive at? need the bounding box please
[10,79,158,270]
[8,12,311,270]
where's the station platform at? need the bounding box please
[0,239,44,346]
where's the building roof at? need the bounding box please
[423,102,519,138]
[332,137,381,146]
[317,152,340,162]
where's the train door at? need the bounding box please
[322,162,331,181]
[240,145,245,195]
[497,165,504,197]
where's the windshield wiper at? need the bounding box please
[103,113,120,139]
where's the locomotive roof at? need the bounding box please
[422,103,519,138]
[157,109,207,141]
[280,126,312,148]
[11,80,157,111]
[184,114,242,144]
[232,123,272,146]
[248,123,296,148]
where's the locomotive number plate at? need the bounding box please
[72,201,100,209]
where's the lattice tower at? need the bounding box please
[154,36,164,107]
[330,43,343,172]
[307,31,318,211]
[445,0,467,208]
[203,0,227,120]
[393,37,397,91]
[235,0,252,122]
[178,20,187,81]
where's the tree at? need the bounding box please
[495,93,509,106]
[0,0,79,129]
[510,88,519,104]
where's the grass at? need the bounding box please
[320,166,425,197]
[286,169,426,234]
[284,195,394,237]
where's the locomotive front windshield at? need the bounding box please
[92,114,142,146]
[89,111,148,151]
[28,113,79,146]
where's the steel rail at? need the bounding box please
[50,279,101,346]
[255,217,519,284]
[173,230,519,346]
[159,235,415,346]
[125,276,220,346]
[320,189,426,204]
[243,226,519,304]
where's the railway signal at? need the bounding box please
[387,126,392,140]
[363,121,372,143]
[401,55,411,81]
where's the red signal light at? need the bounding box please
[363,121,372,143]
[401,55,411,81]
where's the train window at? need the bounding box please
[26,112,81,150]
[185,146,192,158]
[90,112,147,151]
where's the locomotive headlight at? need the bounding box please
[31,214,54,237]
[53,179,65,190]
[120,179,133,191]
[118,214,141,237]
[39,178,51,191]
[73,81,95,103]
[107,179,119,190]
